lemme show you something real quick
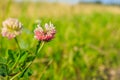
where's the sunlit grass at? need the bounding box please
[1,2,120,18]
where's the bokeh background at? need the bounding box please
[0,0,120,80]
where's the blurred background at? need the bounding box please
[0,0,120,80]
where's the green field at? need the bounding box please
[0,1,120,80]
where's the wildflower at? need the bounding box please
[34,22,56,41]
[1,18,23,39]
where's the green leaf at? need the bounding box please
[27,68,33,76]
[7,49,16,62]
[0,64,8,77]
[20,68,33,78]
[0,57,7,64]
[8,50,14,60]
[19,51,28,63]
[26,55,35,62]
[7,49,18,68]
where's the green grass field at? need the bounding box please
[0,1,120,80]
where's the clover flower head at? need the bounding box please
[34,22,56,42]
[1,18,23,39]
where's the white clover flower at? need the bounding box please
[1,18,23,39]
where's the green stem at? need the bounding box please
[10,38,21,72]
[10,72,21,80]
[37,41,44,55]
[10,52,20,71]
[35,41,41,55]
[21,41,45,77]
[20,61,32,77]
[14,37,21,50]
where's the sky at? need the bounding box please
[15,0,120,5]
